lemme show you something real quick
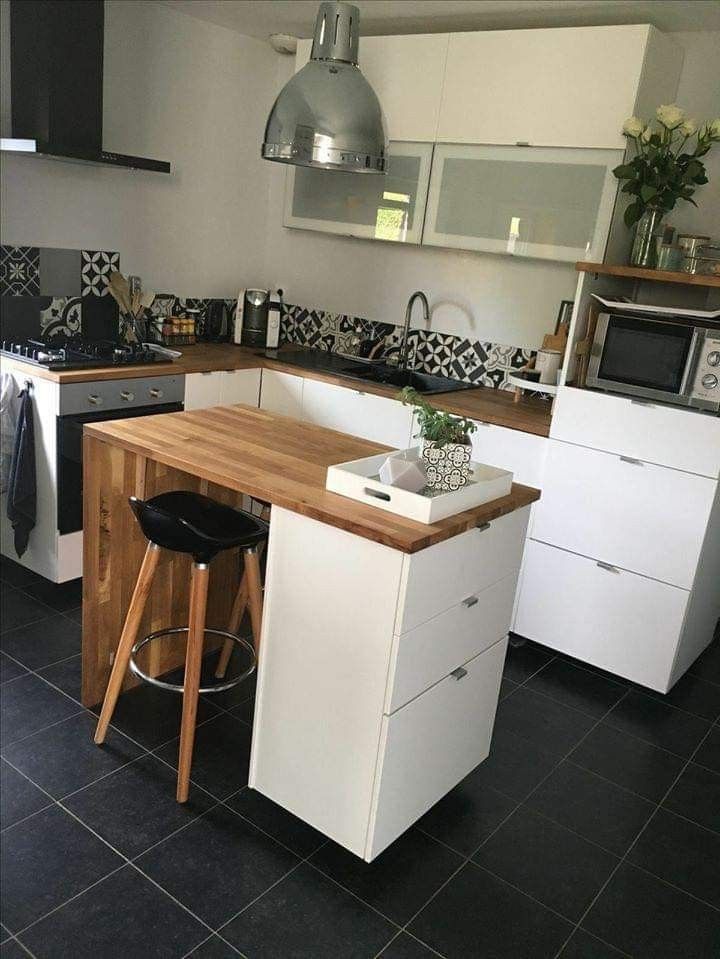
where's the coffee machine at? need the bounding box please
[234,289,284,348]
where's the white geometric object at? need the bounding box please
[378,455,427,492]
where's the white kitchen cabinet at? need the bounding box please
[185,369,260,410]
[515,540,689,692]
[296,34,449,142]
[260,370,304,419]
[284,142,433,245]
[436,25,673,149]
[424,143,622,263]
[533,441,716,589]
[184,371,222,410]
[302,378,414,449]
[470,422,548,488]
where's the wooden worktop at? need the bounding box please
[6,343,551,437]
[85,405,540,554]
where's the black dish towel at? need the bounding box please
[6,386,36,557]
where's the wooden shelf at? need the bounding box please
[576,262,720,288]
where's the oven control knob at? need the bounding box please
[87,394,103,406]
[120,391,135,402]
[149,388,163,399]
[701,374,718,390]
[707,351,720,367]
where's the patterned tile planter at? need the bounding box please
[422,441,473,491]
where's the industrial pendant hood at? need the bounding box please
[262,1,387,174]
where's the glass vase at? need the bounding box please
[629,208,665,268]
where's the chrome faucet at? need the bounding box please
[398,291,430,371]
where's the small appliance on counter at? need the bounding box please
[235,289,284,348]
[199,299,231,342]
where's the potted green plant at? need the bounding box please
[614,107,719,267]
[399,387,477,491]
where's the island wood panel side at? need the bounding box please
[82,434,245,707]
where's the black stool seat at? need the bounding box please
[130,491,268,563]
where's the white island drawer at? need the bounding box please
[367,637,506,859]
[533,441,715,588]
[551,387,720,478]
[515,540,689,691]
[397,506,530,633]
[386,572,517,712]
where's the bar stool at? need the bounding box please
[93,491,268,802]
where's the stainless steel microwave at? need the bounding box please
[587,312,720,412]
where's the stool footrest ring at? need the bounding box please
[129,626,256,694]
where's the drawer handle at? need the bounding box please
[596,561,620,573]
[462,595,479,607]
[630,398,656,408]
[364,487,391,502]
[619,455,643,466]
[450,667,468,681]
[476,521,491,532]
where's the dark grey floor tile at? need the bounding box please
[155,712,252,800]
[136,804,298,928]
[645,672,720,722]
[19,865,207,959]
[559,928,628,958]
[498,677,517,701]
[221,862,397,959]
[3,711,143,799]
[65,754,216,858]
[571,724,685,802]
[37,654,81,703]
[471,725,562,801]
[379,933,441,958]
[495,687,596,759]
[502,638,554,684]
[0,924,10,944]
[22,577,82,613]
[63,606,83,625]
[0,613,81,670]
[0,654,26,686]
[226,787,325,856]
[473,806,618,922]
[0,804,123,932]
[409,861,572,959]
[90,681,220,750]
[694,723,720,773]
[583,861,720,959]
[0,760,51,830]
[0,587,54,633]
[663,762,720,834]
[416,772,517,856]
[604,690,711,758]
[687,640,720,687]
[161,648,256,712]
[526,660,627,719]
[0,673,81,747]
[627,807,720,908]
[186,936,243,958]
[0,558,42,589]
[310,828,462,925]
[527,760,655,855]
[0,940,30,959]
[229,693,255,725]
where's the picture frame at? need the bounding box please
[555,299,574,334]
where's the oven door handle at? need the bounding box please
[679,329,702,397]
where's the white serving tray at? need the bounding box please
[326,448,513,524]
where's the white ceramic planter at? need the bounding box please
[422,440,473,491]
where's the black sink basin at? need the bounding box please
[341,365,476,395]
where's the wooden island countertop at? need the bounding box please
[85,405,540,554]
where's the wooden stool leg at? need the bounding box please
[244,547,264,655]
[176,561,210,803]
[215,572,248,679]
[94,543,160,745]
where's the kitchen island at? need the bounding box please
[83,405,539,860]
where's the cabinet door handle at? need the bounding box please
[630,398,656,408]
[450,667,468,681]
[619,455,643,466]
[476,521,491,532]
[596,561,620,573]
[462,595,479,607]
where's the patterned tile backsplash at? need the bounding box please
[280,303,536,392]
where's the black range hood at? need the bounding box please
[3,0,170,173]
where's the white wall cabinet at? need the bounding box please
[184,369,260,410]
[302,379,414,449]
[260,370,304,419]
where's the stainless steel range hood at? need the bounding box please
[262,1,387,174]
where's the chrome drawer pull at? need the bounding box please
[630,398,656,408]
[450,667,468,681]
[462,595,479,607]
[476,521,491,532]
[619,455,643,465]
[596,561,620,573]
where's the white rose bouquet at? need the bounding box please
[614,104,720,227]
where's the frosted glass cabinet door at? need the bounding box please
[284,142,433,244]
[423,144,623,263]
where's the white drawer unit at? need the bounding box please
[515,540,689,692]
[551,387,720,479]
[184,371,223,410]
[533,441,716,589]
[368,637,506,859]
[260,369,304,419]
[470,421,548,487]
[302,378,414,449]
[184,369,261,411]
[385,572,517,713]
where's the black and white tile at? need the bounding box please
[80,250,120,297]
[0,247,40,296]
[39,297,83,338]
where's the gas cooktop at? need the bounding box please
[0,336,159,371]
